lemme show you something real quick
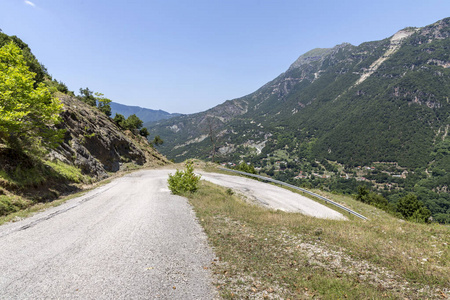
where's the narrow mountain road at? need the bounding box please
[199,172,345,220]
[0,168,345,299]
[0,169,217,300]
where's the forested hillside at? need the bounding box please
[148,18,450,223]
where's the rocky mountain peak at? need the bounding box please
[288,43,353,71]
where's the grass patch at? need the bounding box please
[0,194,31,216]
[186,181,449,299]
[0,163,47,188]
[44,160,91,183]
[0,195,70,226]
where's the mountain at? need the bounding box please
[148,18,450,222]
[110,102,181,125]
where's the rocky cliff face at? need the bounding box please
[49,95,168,179]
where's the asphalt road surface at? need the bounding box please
[0,169,217,300]
[199,171,345,220]
[0,169,344,299]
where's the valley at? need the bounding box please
[147,17,450,224]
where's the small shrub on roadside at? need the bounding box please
[168,161,201,195]
[235,161,256,174]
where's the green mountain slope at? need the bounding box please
[148,17,450,222]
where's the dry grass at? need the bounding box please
[186,180,450,299]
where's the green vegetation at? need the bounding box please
[0,194,30,216]
[78,87,96,106]
[397,194,432,223]
[186,180,449,299]
[167,161,201,195]
[124,114,143,130]
[139,127,149,138]
[151,135,164,146]
[356,186,432,223]
[77,88,113,117]
[113,113,126,126]
[44,160,90,184]
[94,92,112,117]
[356,186,389,210]
[234,161,256,174]
[113,113,144,131]
[0,148,92,217]
[0,32,47,85]
[0,42,64,151]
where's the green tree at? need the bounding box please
[123,114,143,131]
[356,186,370,203]
[113,113,126,128]
[78,87,96,106]
[152,135,164,146]
[0,33,47,85]
[0,42,63,150]
[397,194,431,223]
[139,127,149,138]
[94,92,111,117]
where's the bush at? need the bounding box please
[235,161,256,174]
[167,161,201,195]
[397,194,432,223]
[139,127,149,138]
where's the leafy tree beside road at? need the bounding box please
[0,42,63,151]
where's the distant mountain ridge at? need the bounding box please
[110,102,181,125]
[147,17,450,222]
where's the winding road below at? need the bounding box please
[0,168,344,299]
[199,171,345,220]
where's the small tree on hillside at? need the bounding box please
[78,87,96,106]
[124,114,143,131]
[152,135,164,146]
[397,194,431,223]
[94,92,111,117]
[113,113,126,128]
[139,127,149,138]
[0,42,64,151]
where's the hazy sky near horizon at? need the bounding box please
[1,0,449,114]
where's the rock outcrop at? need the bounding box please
[49,94,168,179]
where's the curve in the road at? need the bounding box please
[199,171,346,220]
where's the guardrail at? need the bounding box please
[219,168,368,221]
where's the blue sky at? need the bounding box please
[1,1,449,113]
